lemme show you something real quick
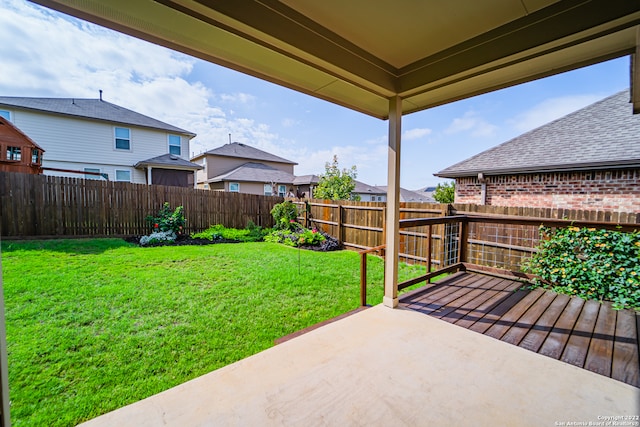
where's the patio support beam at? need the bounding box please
[147,167,153,185]
[383,95,402,308]
[0,258,10,427]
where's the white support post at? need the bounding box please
[383,95,402,308]
[147,167,153,185]
[0,256,11,427]
[193,171,198,189]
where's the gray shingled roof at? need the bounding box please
[375,186,435,202]
[197,142,297,165]
[135,154,203,170]
[207,162,295,183]
[293,174,320,185]
[436,89,640,178]
[353,180,386,195]
[0,97,195,136]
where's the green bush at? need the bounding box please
[264,222,325,247]
[270,201,299,230]
[191,222,268,242]
[146,202,186,234]
[525,226,640,310]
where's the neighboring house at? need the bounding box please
[192,142,297,196]
[376,186,435,203]
[0,96,201,187]
[436,90,640,212]
[292,174,319,198]
[0,116,44,175]
[352,181,434,202]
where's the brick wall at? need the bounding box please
[455,168,640,212]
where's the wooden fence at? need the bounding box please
[295,199,640,269]
[0,172,278,238]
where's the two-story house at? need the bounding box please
[192,142,297,196]
[0,96,201,187]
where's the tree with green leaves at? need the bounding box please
[313,155,359,201]
[433,181,455,203]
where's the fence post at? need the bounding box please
[458,218,468,265]
[337,204,343,243]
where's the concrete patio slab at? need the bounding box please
[80,305,639,426]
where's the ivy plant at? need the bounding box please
[525,226,640,310]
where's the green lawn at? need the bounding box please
[0,239,427,427]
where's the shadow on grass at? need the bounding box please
[0,238,136,255]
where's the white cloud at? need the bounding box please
[281,118,298,128]
[445,111,497,137]
[509,94,603,132]
[219,92,256,105]
[403,128,432,140]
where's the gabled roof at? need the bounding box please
[207,162,295,184]
[0,97,195,137]
[353,180,386,196]
[436,89,640,178]
[293,174,320,186]
[0,116,45,152]
[134,154,202,171]
[376,186,435,203]
[195,142,297,165]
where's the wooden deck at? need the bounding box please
[399,271,640,388]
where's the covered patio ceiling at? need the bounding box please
[31,0,640,119]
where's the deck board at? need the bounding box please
[400,271,639,388]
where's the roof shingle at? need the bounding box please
[0,97,194,136]
[197,142,297,165]
[436,90,640,178]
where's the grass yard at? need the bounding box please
[1,238,426,427]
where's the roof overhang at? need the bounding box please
[435,160,640,178]
[30,0,640,119]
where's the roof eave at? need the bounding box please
[435,160,640,178]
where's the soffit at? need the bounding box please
[32,0,640,119]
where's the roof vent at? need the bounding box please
[170,154,178,160]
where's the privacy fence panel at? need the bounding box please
[0,172,277,238]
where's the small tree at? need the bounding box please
[313,155,358,201]
[433,181,455,203]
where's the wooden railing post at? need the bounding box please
[360,251,367,306]
[458,218,468,264]
[426,224,432,283]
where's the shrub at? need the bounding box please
[140,230,177,246]
[270,201,299,230]
[191,222,269,242]
[146,202,186,234]
[525,226,640,310]
[264,222,326,248]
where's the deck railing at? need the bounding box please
[359,214,639,306]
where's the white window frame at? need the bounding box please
[229,182,239,192]
[0,110,10,121]
[168,134,181,156]
[278,185,286,197]
[84,167,102,180]
[264,183,273,196]
[114,127,131,151]
[115,169,131,182]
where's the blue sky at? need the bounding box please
[0,0,631,189]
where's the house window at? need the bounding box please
[229,182,239,192]
[278,185,286,197]
[84,167,101,180]
[264,183,273,196]
[31,149,42,164]
[203,183,209,189]
[6,146,20,161]
[0,110,10,121]
[168,134,181,155]
[115,169,131,182]
[114,127,131,150]
[377,196,382,201]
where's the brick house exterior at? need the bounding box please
[436,90,640,212]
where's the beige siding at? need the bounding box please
[9,109,190,182]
